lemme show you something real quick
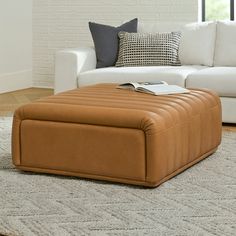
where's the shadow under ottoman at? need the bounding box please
[12,84,222,187]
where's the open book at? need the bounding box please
[118,81,190,95]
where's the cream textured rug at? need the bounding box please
[0,117,236,236]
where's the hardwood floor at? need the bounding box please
[0,88,235,131]
[222,123,236,132]
[0,88,53,116]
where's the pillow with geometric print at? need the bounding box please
[116,31,181,67]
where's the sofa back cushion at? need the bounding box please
[138,22,184,33]
[178,22,216,66]
[214,21,236,66]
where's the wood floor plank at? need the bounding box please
[0,88,53,117]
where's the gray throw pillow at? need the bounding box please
[116,31,181,67]
[89,18,138,68]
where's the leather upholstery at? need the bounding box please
[12,84,222,187]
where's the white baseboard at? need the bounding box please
[33,85,54,89]
[0,70,32,94]
[33,81,54,89]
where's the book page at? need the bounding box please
[136,85,190,95]
[119,81,168,90]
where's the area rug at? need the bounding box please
[0,117,235,236]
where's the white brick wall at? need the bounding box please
[33,0,198,88]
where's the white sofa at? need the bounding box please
[55,21,236,123]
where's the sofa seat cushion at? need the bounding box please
[78,65,206,87]
[186,67,236,97]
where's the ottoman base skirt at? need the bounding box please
[12,84,222,187]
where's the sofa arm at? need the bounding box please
[54,47,96,94]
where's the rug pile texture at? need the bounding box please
[0,117,235,236]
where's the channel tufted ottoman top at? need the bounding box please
[12,84,222,187]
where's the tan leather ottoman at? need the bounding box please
[12,84,222,187]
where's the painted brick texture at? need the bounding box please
[33,0,198,88]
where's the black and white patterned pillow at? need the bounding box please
[116,31,181,67]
